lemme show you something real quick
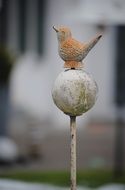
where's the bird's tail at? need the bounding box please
[83,34,102,58]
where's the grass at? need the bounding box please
[0,170,125,188]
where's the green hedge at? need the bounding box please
[1,170,125,188]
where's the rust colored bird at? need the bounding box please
[53,26,102,68]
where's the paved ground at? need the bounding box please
[22,122,123,170]
[0,122,125,189]
[0,179,86,190]
[0,179,125,190]
[1,122,125,171]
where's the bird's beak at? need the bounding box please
[53,26,59,32]
[97,34,102,40]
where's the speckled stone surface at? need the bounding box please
[52,69,98,116]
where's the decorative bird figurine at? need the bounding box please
[53,26,102,69]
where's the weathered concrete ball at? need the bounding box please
[52,69,98,116]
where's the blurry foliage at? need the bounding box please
[0,170,125,188]
[0,46,15,85]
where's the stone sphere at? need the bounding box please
[52,69,98,116]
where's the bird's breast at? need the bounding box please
[59,39,84,61]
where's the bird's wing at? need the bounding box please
[81,34,102,58]
[60,38,83,61]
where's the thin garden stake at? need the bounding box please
[70,116,76,190]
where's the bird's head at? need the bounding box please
[53,26,72,43]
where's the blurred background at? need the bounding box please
[0,0,125,188]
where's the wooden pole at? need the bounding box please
[70,116,77,190]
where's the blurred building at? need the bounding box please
[0,0,125,169]
[0,0,121,125]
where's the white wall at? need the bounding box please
[10,0,116,130]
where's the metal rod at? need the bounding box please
[70,116,77,190]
